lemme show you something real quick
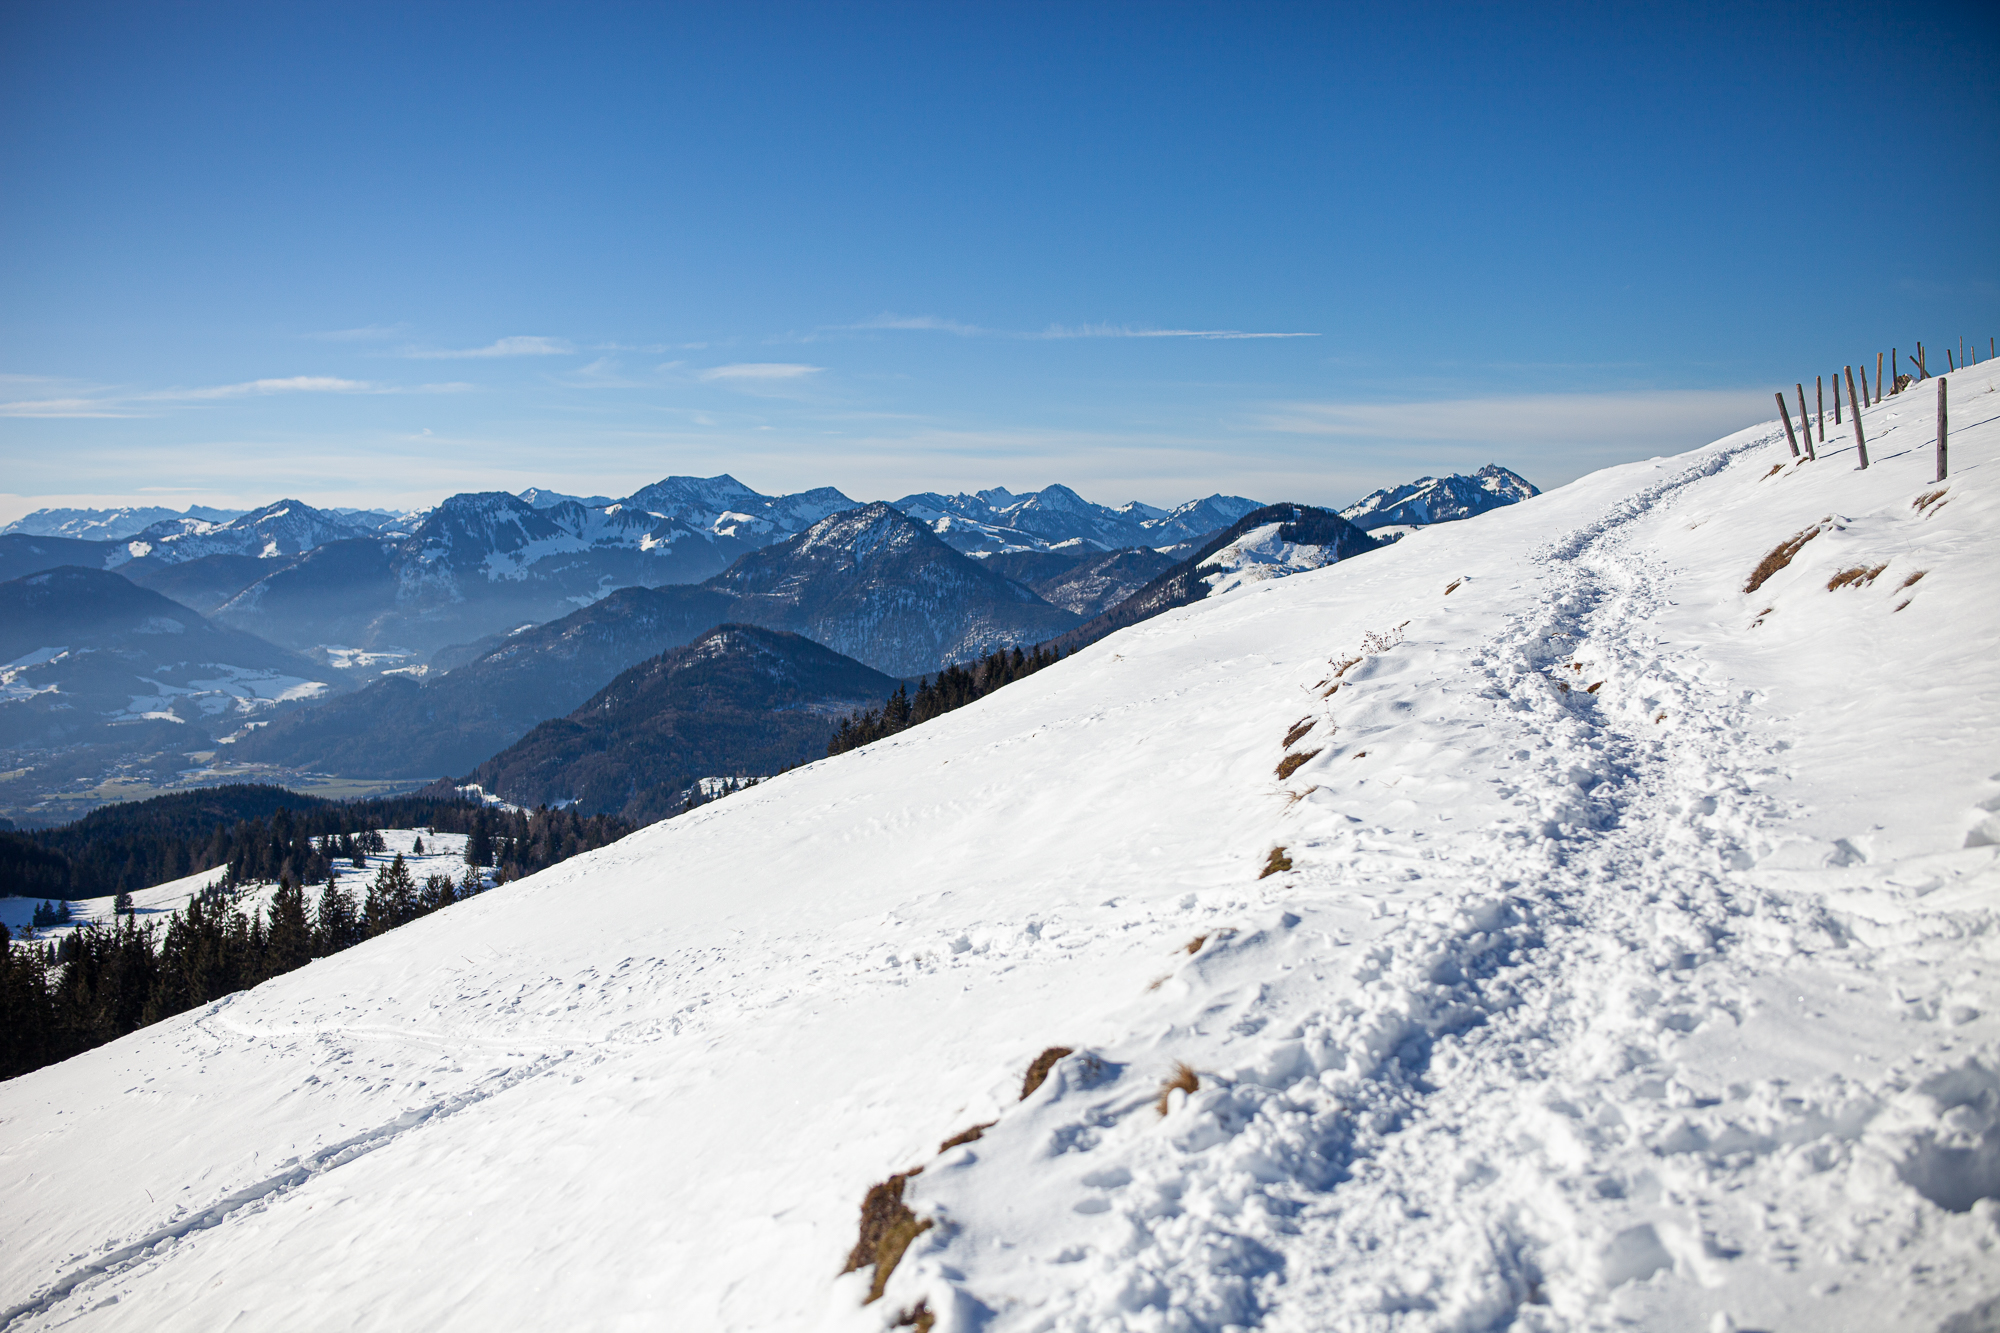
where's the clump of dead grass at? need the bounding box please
[1156,1062,1200,1115]
[1020,1047,1073,1100]
[1900,569,1927,589]
[891,1300,935,1331]
[1259,846,1293,878]
[843,1168,932,1302]
[937,1121,994,1153]
[1444,580,1462,595]
[1744,519,1829,593]
[1276,749,1321,780]
[1282,717,1316,748]
[1586,681,1604,694]
[1914,489,1949,515]
[1826,563,1889,591]
[1759,464,1782,480]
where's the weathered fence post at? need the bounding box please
[1817,375,1826,439]
[1776,392,1801,457]
[1935,377,1948,482]
[1875,352,1884,403]
[1892,348,1900,392]
[1917,343,1928,380]
[1846,366,1869,468]
[1832,374,1842,425]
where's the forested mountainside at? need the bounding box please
[461,625,899,821]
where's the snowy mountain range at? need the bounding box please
[4,385,1993,1331]
[0,503,245,541]
[1338,462,1538,531]
[892,485,1264,555]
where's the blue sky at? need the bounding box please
[2,1,1994,521]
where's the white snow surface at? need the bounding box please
[3,376,1999,1332]
[1197,521,1346,596]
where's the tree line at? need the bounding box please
[2,853,476,1081]
[0,786,634,901]
[827,643,1063,756]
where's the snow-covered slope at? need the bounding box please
[1340,463,1539,531]
[0,506,244,541]
[2,375,1997,1332]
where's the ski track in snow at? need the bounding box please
[2,380,1998,1332]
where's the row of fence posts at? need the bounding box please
[1772,336,1989,483]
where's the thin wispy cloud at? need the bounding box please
[698,363,823,381]
[1036,324,1319,341]
[1258,389,1771,445]
[400,335,575,359]
[0,376,472,418]
[305,323,410,342]
[838,312,1318,341]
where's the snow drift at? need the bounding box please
[2,372,1997,1333]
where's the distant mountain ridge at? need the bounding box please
[891,486,1263,555]
[460,624,900,821]
[1339,464,1538,531]
[233,504,1079,778]
[1,504,246,541]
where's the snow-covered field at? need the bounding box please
[1,375,1996,1331]
[0,830,475,943]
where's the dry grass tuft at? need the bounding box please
[1020,1047,1073,1100]
[1826,563,1889,591]
[1654,712,1667,723]
[1259,846,1293,878]
[1351,751,1368,760]
[1900,569,1927,589]
[1276,749,1321,780]
[891,1300,935,1331]
[1760,464,1782,480]
[938,1121,995,1153]
[1914,488,1949,515]
[1444,580,1462,595]
[1893,599,1912,613]
[1282,717,1317,748]
[1745,520,1828,593]
[1556,681,1570,694]
[843,1168,930,1302]
[1586,681,1604,694]
[1156,1062,1201,1115]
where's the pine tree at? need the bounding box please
[266,875,313,974]
[314,875,361,955]
[362,855,417,936]
[465,813,493,868]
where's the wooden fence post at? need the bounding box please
[1936,378,1948,482]
[1875,351,1884,403]
[1817,375,1825,439]
[1948,349,1956,371]
[1797,385,1815,458]
[1831,374,1841,425]
[1846,366,1869,468]
[1776,392,1801,457]
[1892,348,1899,392]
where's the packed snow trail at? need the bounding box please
[1,374,1996,1332]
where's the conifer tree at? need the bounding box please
[362,855,417,936]
[266,875,313,974]
[314,875,361,955]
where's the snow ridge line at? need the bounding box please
[0,1055,563,1329]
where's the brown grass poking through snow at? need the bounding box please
[1282,718,1316,748]
[1744,520,1829,593]
[1760,464,1782,480]
[1444,580,1462,595]
[1185,934,1208,955]
[1900,569,1927,589]
[843,1168,930,1301]
[1586,681,1604,694]
[1826,563,1889,591]
[1157,1062,1201,1115]
[938,1122,995,1153]
[1914,489,1949,515]
[1020,1047,1073,1100]
[1276,749,1321,780]
[891,1300,935,1331]
[1259,847,1293,878]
